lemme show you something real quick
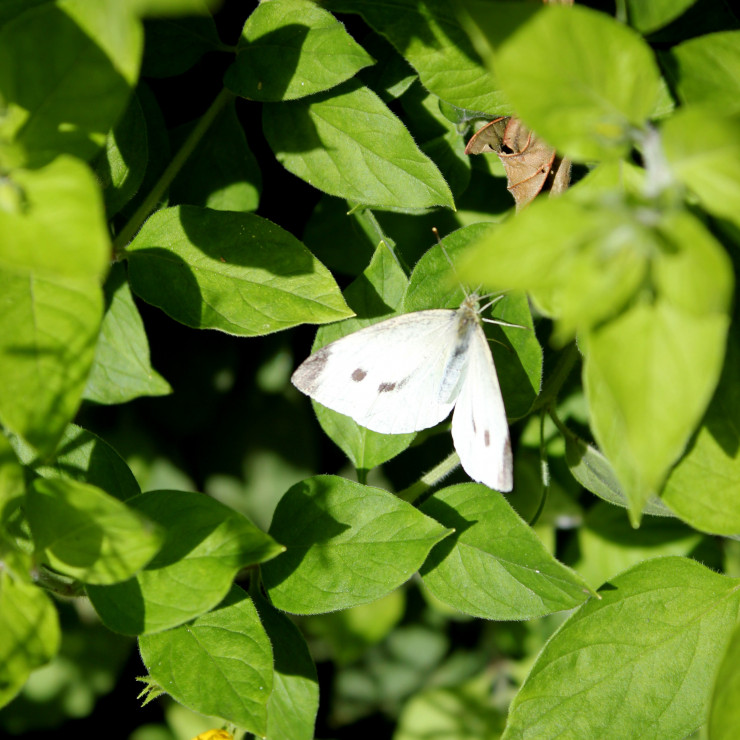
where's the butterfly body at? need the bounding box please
[292,294,513,492]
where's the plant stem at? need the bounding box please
[113,87,235,255]
[531,342,579,412]
[397,450,460,503]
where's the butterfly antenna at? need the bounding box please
[432,227,469,298]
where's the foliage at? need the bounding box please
[1,0,740,738]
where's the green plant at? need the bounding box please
[2,1,740,738]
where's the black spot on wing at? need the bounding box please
[484,430,490,447]
[352,368,367,382]
[378,381,396,393]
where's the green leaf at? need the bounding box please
[493,5,662,161]
[583,211,732,521]
[141,11,222,78]
[664,31,740,111]
[262,81,455,210]
[84,264,171,404]
[358,32,417,103]
[323,0,506,113]
[0,156,108,454]
[262,475,451,614]
[86,490,283,634]
[458,198,651,343]
[662,106,740,228]
[0,0,142,166]
[0,433,30,582]
[575,502,704,591]
[502,558,740,740]
[91,91,148,217]
[8,423,141,502]
[254,592,319,740]
[405,226,542,418]
[709,621,740,740]
[0,571,61,709]
[420,484,592,619]
[169,100,262,212]
[626,0,698,34]
[310,242,416,471]
[26,478,164,585]
[139,585,273,737]
[126,205,353,336]
[225,0,374,102]
[564,435,675,518]
[662,327,740,535]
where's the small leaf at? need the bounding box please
[323,0,507,113]
[664,30,740,111]
[139,585,273,737]
[310,243,415,471]
[87,490,283,634]
[254,592,319,740]
[169,100,262,213]
[662,106,740,228]
[0,571,61,709]
[263,81,455,210]
[126,205,353,336]
[503,558,740,740]
[8,423,141,502]
[662,327,740,535]
[262,475,451,614]
[225,0,374,101]
[420,484,592,620]
[26,478,164,586]
[625,0,698,34]
[564,435,675,518]
[84,264,171,405]
[493,5,662,161]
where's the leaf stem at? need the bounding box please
[113,87,235,255]
[528,408,550,527]
[531,342,579,412]
[396,450,461,503]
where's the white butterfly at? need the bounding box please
[291,293,513,492]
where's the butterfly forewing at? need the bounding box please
[292,310,464,434]
[450,320,513,492]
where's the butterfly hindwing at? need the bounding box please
[450,320,513,492]
[292,310,463,434]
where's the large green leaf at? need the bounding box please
[323,0,507,114]
[126,205,353,335]
[139,586,273,737]
[262,476,451,614]
[225,0,374,101]
[503,558,740,740]
[0,572,60,709]
[0,0,142,166]
[664,31,740,111]
[263,81,455,210]
[310,243,416,471]
[709,621,740,740]
[626,0,698,33]
[86,490,283,634]
[0,156,108,454]
[492,4,661,161]
[420,484,592,619]
[26,478,164,585]
[254,592,319,740]
[583,211,732,521]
